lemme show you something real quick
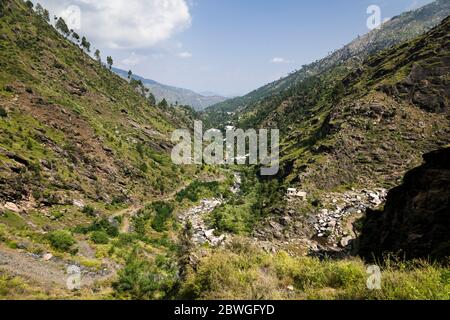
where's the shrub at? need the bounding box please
[176,181,220,203]
[0,107,7,118]
[113,252,178,300]
[81,205,95,216]
[47,230,76,252]
[151,202,174,232]
[90,230,109,244]
[74,218,118,237]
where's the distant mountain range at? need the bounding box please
[206,0,450,122]
[112,68,227,111]
[205,0,450,191]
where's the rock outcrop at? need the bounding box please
[358,148,450,262]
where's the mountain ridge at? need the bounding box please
[112,67,227,111]
[205,0,450,127]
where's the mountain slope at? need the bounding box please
[205,0,450,127]
[277,15,450,191]
[113,67,227,111]
[0,0,199,215]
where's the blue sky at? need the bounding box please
[37,0,434,96]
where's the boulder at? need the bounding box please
[340,236,353,248]
[4,202,19,212]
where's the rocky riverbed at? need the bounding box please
[178,198,226,246]
[253,188,388,256]
[311,188,388,248]
[177,172,242,246]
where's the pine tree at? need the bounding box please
[0,0,4,18]
[94,49,101,63]
[148,92,156,106]
[56,17,70,38]
[81,36,91,52]
[25,1,34,10]
[107,56,113,70]
[158,99,169,108]
[72,31,80,43]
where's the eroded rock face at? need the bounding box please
[358,148,450,262]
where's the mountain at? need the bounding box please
[0,1,200,208]
[0,0,206,298]
[112,67,227,111]
[205,0,450,127]
[262,14,450,193]
[1,0,449,301]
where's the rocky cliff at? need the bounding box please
[358,147,450,262]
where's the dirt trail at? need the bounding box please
[0,245,112,291]
[111,181,195,234]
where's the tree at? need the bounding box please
[81,36,91,52]
[35,4,49,22]
[0,0,4,18]
[94,49,101,63]
[158,99,169,108]
[147,92,156,106]
[56,17,70,38]
[128,70,132,79]
[42,8,50,22]
[25,1,34,10]
[107,56,113,70]
[71,31,80,43]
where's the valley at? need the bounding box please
[0,0,449,301]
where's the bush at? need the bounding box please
[151,202,174,232]
[47,230,76,252]
[74,218,119,237]
[113,252,178,300]
[90,231,109,244]
[176,181,220,203]
[0,107,7,118]
[81,205,96,216]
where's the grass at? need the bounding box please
[179,239,450,300]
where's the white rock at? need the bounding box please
[43,253,53,261]
[4,202,20,212]
[204,229,215,239]
[340,236,353,248]
[73,199,85,208]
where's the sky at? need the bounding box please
[35,0,434,97]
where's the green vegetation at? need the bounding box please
[206,169,283,234]
[150,202,174,232]
[47,230,76,252]
[0,0,448,301]
[0,106,7,117]
[176,180,228,203]
[113,251,179,300]
[179,240,450,300]
[81,205,96,217]
[90,230,109,244]
[74,218,119,238]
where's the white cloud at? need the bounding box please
[121,52,145,67]
[38,0,192,49]
[177,51,192,58]
[270,57,292,64]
